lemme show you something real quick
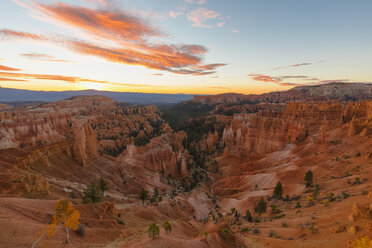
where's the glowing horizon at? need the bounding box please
[0,0,371,95]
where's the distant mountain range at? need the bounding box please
[0,87,194,106]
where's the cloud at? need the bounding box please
[19,1,160,42]
[0,77,26,81]
[0,64,22,71]
[152,73,163,76]
[0,28,46,40]
[248,73,305,87]
[248,73,370,87]
[185,0,207,5]
[272,61,325,70]
[187,7,220,28]
[8,1,224,75]
[208,86,230,89]
[0,71,163,87]
[217,22,225,28]
[169,11,183,18]
[21,53,71,63]
[232,29,239,33]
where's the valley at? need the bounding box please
[0,83,371,248]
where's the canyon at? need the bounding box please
[0,83,371,248]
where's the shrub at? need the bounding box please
[148,223,160,239]
[162,221,172,234]
[75,224,86,237]
[309,225,318,234]
[270,205,281,215]
[218,227,230,240]
[241,227,250,233]
[252,228,260,234]
[295,201,302,208]
[355,152,361,157]
[353,177,361,185]
[321,199,330,206]
[281,222,288,227]
[361,190,369,195]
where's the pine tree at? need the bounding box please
[254,197,267,216]
[82,182,102,204]
[98,176,108,196]
[273,181,283,199]
[305,170,313,188]
[245,209,253,222]
[139,188,148,205]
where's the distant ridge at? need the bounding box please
[0,87,194,106]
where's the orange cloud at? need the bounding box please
[0,71,163,87]
[248,74,304,87]
[0,65,22,71]
[0,29,46,40]
[0,77,26,81]
[8,1,225,75]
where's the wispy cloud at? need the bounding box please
[0,71,164,87]
[0,77,26,82]
[7,1,225,75]
[272,61,324,70]
[0,64,22,71]
[248,73,370,87]
[248,73,306,87]
[208,86,230,89]
[21,53,71,63]
[169,11,183,18]
[187,7,220,28]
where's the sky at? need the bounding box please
[0,0,371,95]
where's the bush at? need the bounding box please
[355,152,361,157]
[75,224,85,237]
[148,223,160,239]
[309,225,318,234]
[270,205,281,215]
[162,221,172,234]
[252,228,260,234]
[241,227,250,233]
[218,227,230,240]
